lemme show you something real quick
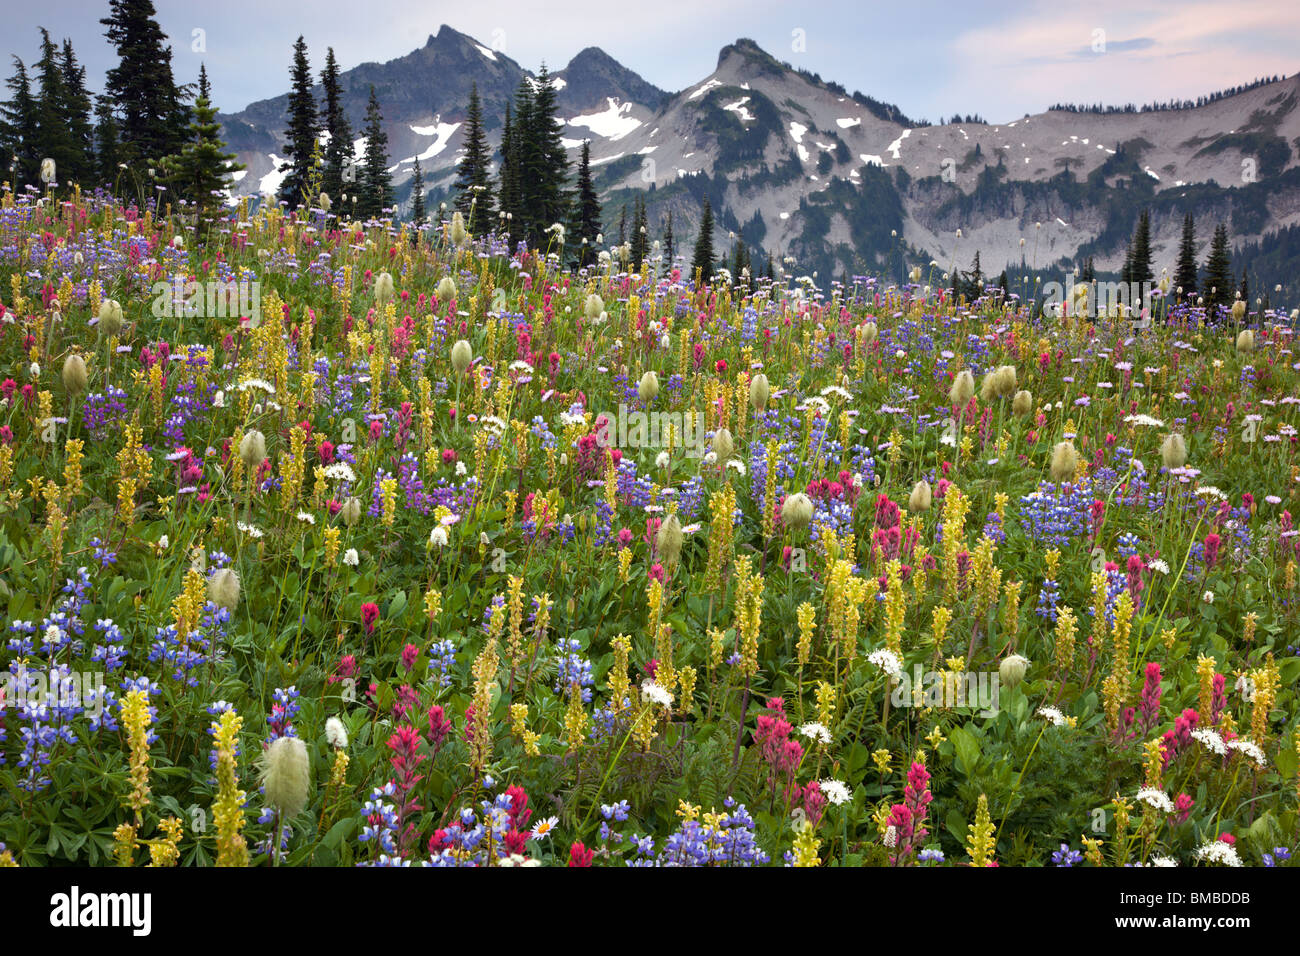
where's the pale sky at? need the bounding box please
[6,0,1298,123]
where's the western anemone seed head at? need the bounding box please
[61,354,88,394]
[908,479,932,513]
[585,293,605,319]
[979,371,999,403]
[450,339,473,374]
[1231,299,1246,323]
[950,369,974,406]
[259,736,310,818]
[1235,329,1254,352]
[1160,432,1187,469]
[909,266,922,283]
[341,497,362,527]
[98,299,124,337]
[239,430,266,469]
[995,365,1017,397]
[449,211,468,245]
[1012,389,1033,416]
[374,271,395,307]
[319,192,332,212]
[711,427,734,462]
[325,716,348,749]
[1049,440,1078,482]
[656,514,684,566]
[861,321,878,346]
[207,568,241,611]
[437,276,457,301]
[749,372,770,412]
[999,654,1030,689]
[638,370,660,402]
[782,492,815,529]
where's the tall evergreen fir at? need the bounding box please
[453,82,495,235]
[996,268,1009,296]
[410,153,425,225]
[58,39,95,184]
[519,65,570,247]
[319,48,353,202]
[964,251,983,299]
[630,195,649,270]
[93,96,123,186]
[279,36,319,208]
[617,205,626,245]
[33,30,82,186]
[662,211,674,267]
[1129,209,1154,285]
[1238,267,1250,308]
[161,63,242,226]
[0,57,38,186]
[1174,212,1198,299]
[101,0,188,165]
[357,86,392,219]
[1202,223,1233,314]
[1080,257,1095,282]
[567,140,601,267]
[691,199,716,280]
[496,101,522,233]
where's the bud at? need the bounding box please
[449,210,468,244]
[979,371,999,403]
[656,514,684,566]
[451,339,473,374]
[341,497,362,527]
[98,299,124,337]
[1231,299,1246,323]
[782,492,815,529]
[239,430,266,469]
[638,370,659,402]
[437,276,457,301]
[319,192,332,212]
[711,427,734,462]
[207,568,241,610]
[259,735,311,818]
[999,654,1030,689]
[61,354,88,394]
[748,372,770,412]
[861,321,878,346]
[584,293,605,319]
[949,369,974,406]
[1012,389,1033,416]
[908,479,932,513]
[1235,328,1254,352]
[994,364,1017,397]
[374,271,395,307]
[1049,440,1078,482]
[1160,432,1187,469]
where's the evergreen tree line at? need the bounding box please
[1048,75,1285,115]
[1,0,242,225]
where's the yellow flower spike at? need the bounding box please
[965,793,996,867]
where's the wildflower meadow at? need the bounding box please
[0,179,1297,876]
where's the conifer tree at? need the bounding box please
[453,82,495,235]
[1238,267,1250,309]
[58,38,94,184]
[94,96,123,187]
[691,199,716,280]
[1129,209,1154,285]
[519,65,570,247]
[498,92,528,234]
[663,211,674,267]
[568,139,601,267]
[1202,223,1233,314]
[1174,212,1198,300]
[319,47,353,202]
[0,57,38,186]
[161,63,242,227]
[101,0,188,165]
[279,36,319,208]
[357,85,392,219]
[410,153,425,225]
[630,194,649,270]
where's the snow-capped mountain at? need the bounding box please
[219,26,1300,291]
